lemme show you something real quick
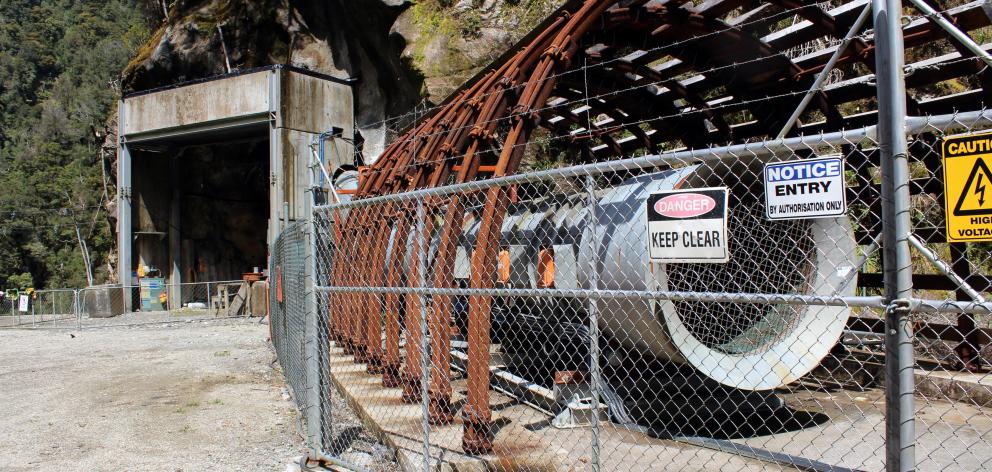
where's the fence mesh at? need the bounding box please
[312,136,894,470]
[0,290,75,328]
[263,0,992,469]
[269,221,317,435]
[0,280,257,330]
[906,121,992,471]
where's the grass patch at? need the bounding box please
[174,400,200,414]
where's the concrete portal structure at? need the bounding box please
[117,65,354,307]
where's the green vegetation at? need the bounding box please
[0,1,156,289]
[174,400,200,414]
[406,0,562,99]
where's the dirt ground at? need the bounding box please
[0,319,329,471]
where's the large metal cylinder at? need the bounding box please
[576,168,856,390]
[456,165,857,391]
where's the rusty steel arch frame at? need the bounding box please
[326,0,992,454]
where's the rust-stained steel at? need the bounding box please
[363,207,394,374]
[382,208,411,388]
[426,197,464,425]
[326,0,992,455]
[402,207,433,403]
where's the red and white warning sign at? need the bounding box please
[646,188,729,263]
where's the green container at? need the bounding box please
[140,277,166,311]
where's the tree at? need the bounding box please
[0,0,157,289]
[6,272,33,290]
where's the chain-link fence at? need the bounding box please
[260,0,992,469]
[161,280,257,316]
[0,295,12,326]
[0,290,78,328]
[301,120,992,471]
[269,220,323,451]
[904,122,992,470]
[73,281,255,328]
[0,280,259,330]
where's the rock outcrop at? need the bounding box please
[121,0,563,160]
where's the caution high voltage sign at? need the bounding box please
[943,132,992,242]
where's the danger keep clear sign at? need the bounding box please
[943,132,992,242]
[646,187,729,263]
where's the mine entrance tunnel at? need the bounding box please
[118,65,355,308]
[129,136,270,288]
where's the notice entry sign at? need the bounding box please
[943,132,992,242]
[646,188,729,263]
[764,156,847,220]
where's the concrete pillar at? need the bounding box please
[169,155,182,309]
[117,100,133,313]
[268,70,283,247]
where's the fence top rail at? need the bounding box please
[313,110,992,213]
[166,280,250,286]
[316,284,887,309]
[74,279,250,291]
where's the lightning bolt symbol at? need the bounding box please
[977,173,987,207]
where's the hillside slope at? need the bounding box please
[0,0,156,289]
[0,0,562,288]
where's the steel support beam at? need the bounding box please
[777,3,873,138]
[907,0,992,68]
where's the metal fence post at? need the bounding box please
[75,290,81,330]
[585,174,602,472]
[305,149,323,456]
[416,198,431,471]
[873,0,916,469]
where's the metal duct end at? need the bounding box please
[579,166,857,391]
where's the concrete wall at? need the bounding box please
[281,72,354,135]
[120,67,355,290]
[122,72,270,136]
[277,70,355,221]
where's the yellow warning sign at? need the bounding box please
[943,132,992,242]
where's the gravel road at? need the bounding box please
[0,319,368,471]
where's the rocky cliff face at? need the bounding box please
[392,0,563,103]
[121,0,563,159]
[107,0,561,281]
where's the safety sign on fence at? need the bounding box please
[646,187,729,263]
[764,156,847,220]
[943,132,992,242]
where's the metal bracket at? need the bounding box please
[907,0,992,68]
[552,395,609,429]
[907,234,986,303]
